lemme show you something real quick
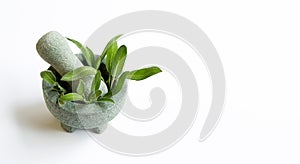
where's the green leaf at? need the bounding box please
[40,70,56,84]
[95,34,122,69]
[66,37,94,67]
[95,90,102,97]
[77,80,85,97]
[127,66,162,81]
[97,97,115,103]
[60,93,84,101]
[61,66,97,81]
[91,70,101,92]
[112,71,129,95]
[94,56,102,70]
[86,47,95,67]
[58,99,66,107]
[111,45,127,78]
[105,41,118,73]
[89,90,102,101]
[103,90,112,98]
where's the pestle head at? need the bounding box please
[36,31,83,76]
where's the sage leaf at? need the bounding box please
[40,70,56,84]
[111,45,127,78]
[89,90,102,101]
[103,90,112,98]
[95,90,102,98]
[60,93,84,101]
[97,97,115,103]
[105,41,118,73]
[58,99,66,107]
[66,37,94,67]
[112,71,129,95]
[61,66,97,81]
[86,47,95,67]
[127,66,162,81]
[77,80,85,97]
[91,70,101,92]
[94,56,102,70]
[95,34,122,69]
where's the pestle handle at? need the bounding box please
[36,31,83,76]
[36,31,93,95]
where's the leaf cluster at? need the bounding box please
[41,35,162,107]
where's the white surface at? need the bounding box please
[1,0,300,163]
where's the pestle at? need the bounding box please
[36,31,94,95]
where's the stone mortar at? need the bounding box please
[42,74,127,133]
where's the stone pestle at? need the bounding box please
[36,31,94,96]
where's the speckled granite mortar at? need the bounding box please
[37,31,126,133]
[42,79,127,134]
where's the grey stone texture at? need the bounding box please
[42,80,127,133]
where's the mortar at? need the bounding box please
[37,31,124,133]
[42,66,127,133]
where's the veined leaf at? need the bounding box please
[58,99,66,107]
[77,80,85,97]
[40,70,56,84]
[61,66,97,81]
[60,93,84,101]
[111,45,127,78]
[127,66,162,81]
[66,37,94,67]
[86,47,95,67]
[97,97,114,103]
[112,71,129,95]
[89,90,102,101]
[94,56,101,70]
[103,90,112,98]
[105,41,118,73]
[91,70,101,92]
[95,34,122,69]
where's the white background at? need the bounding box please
[1,0,300,163]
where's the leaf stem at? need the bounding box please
[110,76,115,88]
